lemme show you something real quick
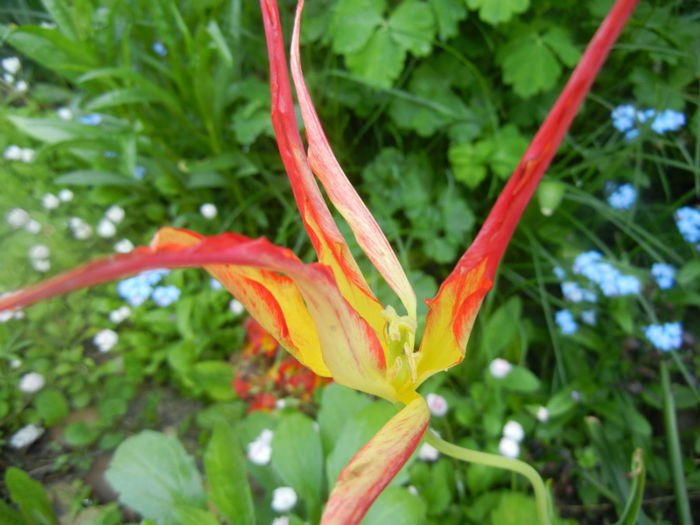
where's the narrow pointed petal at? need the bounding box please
[260,0,386,337]
[418,0,639,383]
[290,0,416,319]
[0,229,394,397]
[322,396,430,524]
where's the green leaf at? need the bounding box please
[5,467,59,525]
[466,0,529,25]
[204,423,255,525]
[488,125,529,178]
[63,421,99,447]
[0,500,23,525]
[272,413,324,516]
[501,366,541,393]
[7,116,95,143]
[489,492,537,524]
[389,0,436,57]
[360,487,426,525]
[676,260,700,286]
[330,0,386,54]
[537,179,566,216]
[448,141,491,188]
[542,27,581,67]
[170,505,220,525]
[189,361,236,401]
[34,389,69,426]
[429,0,468,40]
[55,170,138,187]
[105,430,206,522]
[85,88,161,111]
[501,38,561,97]
[318,383,372,453]
[346,26,406,88]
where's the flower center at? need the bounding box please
[381,306,421,390]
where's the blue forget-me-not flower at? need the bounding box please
[607,183,636,210]
[555,310,578,335]
[643,322,682,352]
[651,263,676,290]
[152,285,181,307]
[675,207,700,247]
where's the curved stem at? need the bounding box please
[424,431,551,525]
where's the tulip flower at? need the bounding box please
[1,0,638,522]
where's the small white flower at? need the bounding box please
[96,218,117,238]
[489,358,513,379]
[536,406,549,423]
[426,393,448,417]
[31,259,50,273]
[3,144,22,160]
[275,399,287,410]
[10,358,22,368]
[258,429,274,444]
[56,107,73,120]
[41,193,61,210]
[19,148,35,163]
[271,487,297,513]
[25,219,42,234]
[19,372,45,393]
[40,21,56,29]
[200,202,217,219]
[503,420,525,442]
[272,518,290,525]
[0,311,14,323]
[114,238,134,253]
[407,485,418,496]
[417,442,439,462]
[3,72,13,83]
[94,328,118,352]
[6,207,29,228]
[229,299,244,315]
[72,222,92,239]
[2,56,20,75]
[28,244,50,260]
[105,205,125,224]
[247,440,272,465]
[15,80,28,92]
[9,424,44,449]
[498,436,520,459]
[58,189,73,201]
[109,305,131,324]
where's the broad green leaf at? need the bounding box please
[7,116,95,143]
[105,430,206,522]
[346,26,406,88]
[429,0,468,40]
[170,505,220,525]
[63,421,99,447]
[34,389,68,426]
[677,260,700,286]
[489,492,537,524]
[326,401,397,490]
[488,125,529,178]
[189,361,236,401]
[5,467,59,525]
[389,0,436,57]
[360,487,426,525]
[466,0,529,25]
[501,366,541,393]
[55,170,138,187]
[318,383,372,453]
[542,27,581,67]
[0,500,23,525]
[204,423,255,525]
[501,38,561,97]
[330,0,386,54]
[40,0,77,40]
[85,88,161,111]
[272,413,324,516]
[481,296,521,358]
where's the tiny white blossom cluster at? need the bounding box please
[0,292,24,322]
[498,420,525,459]
[200,203,217,219]
[97,205,125,239]
[28,243,51,273]
[69,216,92,240]
[9,423,44,449]
[3,144,35,163]
[93,328,118,352]
[489,358,513,379]
[271,486,297,513]
[247,428,273,465]
[229,299,245,315]
[2,56,29,92]
[426,393,448,417]
[19,372,45,393]
[109,305,131,324]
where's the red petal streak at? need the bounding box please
[290,0,416,319]
[260,0,386,337]
[322,396,430,524]
[419,0,639,379]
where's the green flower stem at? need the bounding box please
[660,361,693,525]
[424,431,551,525]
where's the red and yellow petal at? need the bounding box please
[322,395,430,524]
[260,0,386,338]
[418,0,639,384]
[290,0,416,320]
